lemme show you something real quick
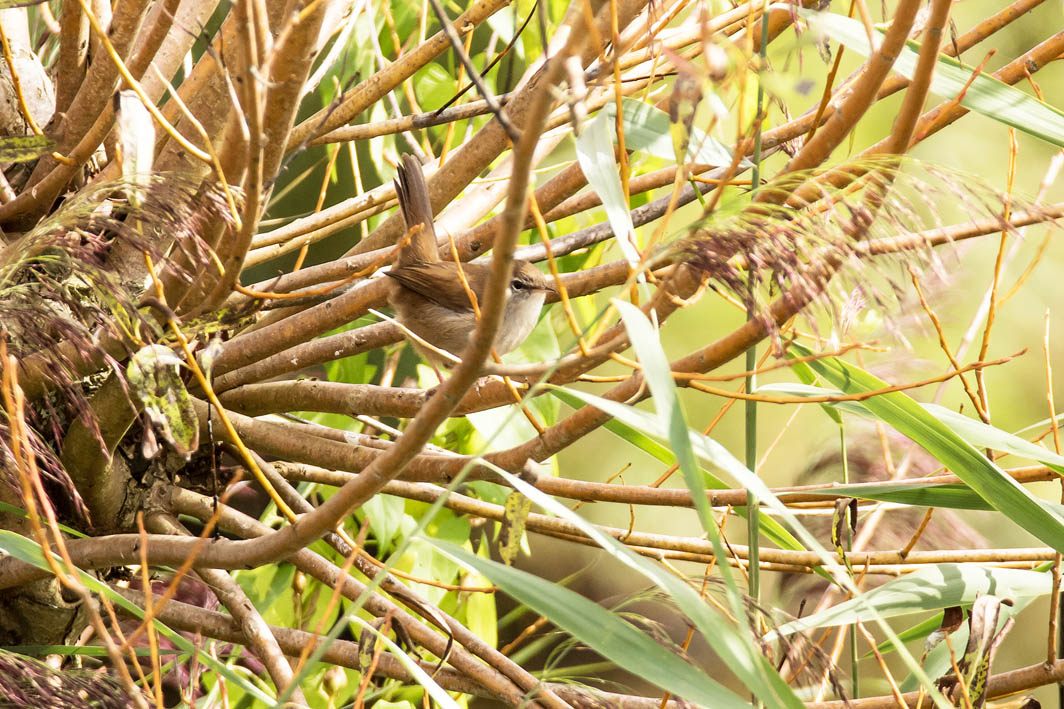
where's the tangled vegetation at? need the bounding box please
[1,0,1063,707]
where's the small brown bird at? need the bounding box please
[386,155,556,366]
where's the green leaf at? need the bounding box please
[752,382,867,417]
[550,387,807,549]
[604,98,744,167]
[551,386,677,462]
[614,301,711,532]
[606,301,805,709]
[127,344,198,457]
[823,481,992,510]
[412,62,455,111]
[789,360,842,424]
[549,385,951,706]
[235,563,295,620]
[0,501,86,537]
[499,492,531,565]
[576,113,640,267]
[1013,414,1064,437]
[405,538,460,606]
[1,645,182,657]
[769,565,1050,639]
[922,403,1064,474]
[462,540,498,648]
[430,540,751,709]
[792,344,1064,554]
[803,9,1064,148]
[759,382,1064,474]
[363,493,406,555]
[0,134,52,163]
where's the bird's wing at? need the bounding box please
[386,262,479,313]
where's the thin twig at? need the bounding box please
[425,0,519,143]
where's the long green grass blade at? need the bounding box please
[769,564,1050,638]
[575,115,640,267]
[550,386,806,551]
[823,481,991,510]
[922,403,1064,473]
[803,9,1064,148]
[432,540,750,708]
[613,301,804,708]
[792,345,1064,553]
[761,381,1064,473]
[604,98,743,167]
[554,385,952,706]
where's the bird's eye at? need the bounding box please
[510,279,526,290]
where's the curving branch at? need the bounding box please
[147,513,307,705]
[113,586,689,707]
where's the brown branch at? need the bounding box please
[235,453,553,705]
[858,204,1064,256]
[7,0,152,213]
[245,182,398,255]
[112,588,500,700]
[285,0,509,150]
[148,513,306,705]
[193,0,335,315]
[687,351,1022,404]
[886,0,953,154]
[113,587,687,708]
[768,0,922,184]
[309,95,508,145]
[124,0,183,88]
[215,345,1017,420]
[281,462,1057,510]
[810,657,1064,708]
[167,486,562,708]
[183,0,266,313]
[60,374,139,527]
[273,462,1058,571]
[54,0,89,112]
[212,321,399,392]
[3,488,1036,585]
[757,0,1049,159]
[425,0,518,143]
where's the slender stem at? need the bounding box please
[841,420,858,699]
[1059,609,1064,708]
[744,337,758,598]
[744,0,771,621]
